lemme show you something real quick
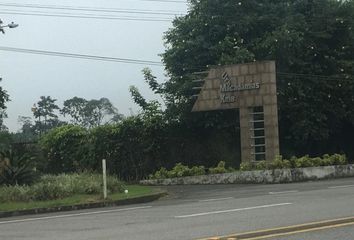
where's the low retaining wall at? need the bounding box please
[140,164,354,185]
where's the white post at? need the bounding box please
[102,159,107,200]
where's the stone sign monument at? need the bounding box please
[192,61,279,162]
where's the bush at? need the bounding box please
[0,185,31,202]
[240,162,254,171]
[0,173,124,202]
[294,155,314,168]
[0,150,38,186]
[209,161,229,174]
[255,161,268,170]
[150,163,203,179]
[168,163,192,178]
[326,154,347,165]
[268,156,292,169]
[150,167,169,180]
[150,161,227,179]
[241,154,348,171]
[149,154,349,179]
[191,166,206,176]
[39,125,88,174]
[292,154,347,168]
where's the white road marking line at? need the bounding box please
[175,202,292,218]
[199,197,234,202]
[328,184,354,189]
[269,190,299,195]
[0,206,152,225]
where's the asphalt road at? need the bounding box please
[0,178,354,240]
[270,225,354,240]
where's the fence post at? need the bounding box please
[102,159,107,199]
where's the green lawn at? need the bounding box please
[0,185,157,212]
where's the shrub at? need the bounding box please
[39,125,88,174]
[0,150,38,186]
[29,181,72,200]
[150,167,169,180]
[294,155,313,168]
[0,185,31,202]
[292,154,347,168]
[238,154,347,171]
[40,173,124,195]
[240,162,254,171]
[149,154,349,179]
[209,161,228,174]
[321,154,332,166]
[268,156,292,169]
[168,163,192,178]
[311,157,322,167]
[327,154,347,165]
[190,166,206,176]
[255,161,268,170]
[0,173,124,202]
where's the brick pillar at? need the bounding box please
[239,107,253,162]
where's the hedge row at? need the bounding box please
[38,113,241,181]
[150,154,348,179]
[240,154,347,171]
[149,161,234,179]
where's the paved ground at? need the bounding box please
[0,178,354,240]
[270,226,354,240]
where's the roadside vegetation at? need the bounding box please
[0,149,155,212]
[0,0,353,211]
[149,154,348,180]
[0,173,124,202]
[0,185,154,212]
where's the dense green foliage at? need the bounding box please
[159,0,354,158]
[39,125,88,173]
[3,1,354,183]
[32,96,63,134]
[13,96,123,139]
[39,108,241,180]
[0,78,9,111]
[61,97,123,128]
[0,78,9,131]
[0,150,38,186]
[0,173,124,202]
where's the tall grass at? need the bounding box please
[0,173,124,202]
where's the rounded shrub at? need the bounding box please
[190,166,206,176]
[209,161,228,174]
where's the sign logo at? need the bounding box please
[220,72,236,103]
[220,71,261,104]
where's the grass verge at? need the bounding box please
[0,185,156,212]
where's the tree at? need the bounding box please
[159,0,354,157]
[32,96,61,134]
[0,78,10,131]
[61,97,123,128]
[0,110,8,131]
[129,86,149,110]
[61,97,88,125]
[13,116,37,142]
[0,78,9,111]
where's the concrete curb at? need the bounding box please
[202,216,354,240]
[0,191,166,219]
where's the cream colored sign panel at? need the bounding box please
[192,61,277,112]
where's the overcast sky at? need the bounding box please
[0,0,188,132]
